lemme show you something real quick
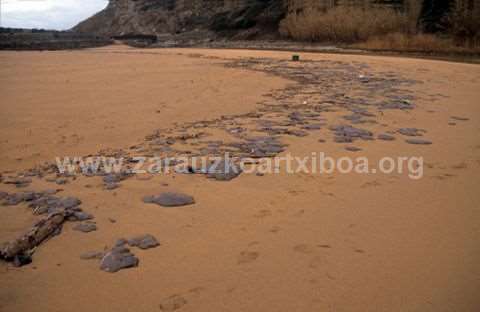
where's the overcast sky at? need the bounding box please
[1,0,108,30]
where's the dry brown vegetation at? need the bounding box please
[279,7,411,43]
[354,33,480,54]
[279,5,479,54]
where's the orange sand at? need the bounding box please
[0,46,479,312]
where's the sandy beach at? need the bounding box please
[0,45,479,311]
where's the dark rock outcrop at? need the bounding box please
[100,246,139,273]
[0,31,112,51]
[73,0,286,39]
[143,192,195,207]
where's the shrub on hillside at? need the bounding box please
[447,5,480,47]
[279,7,410,43]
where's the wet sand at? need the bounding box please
[1,46,479,311]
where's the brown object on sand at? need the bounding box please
[0,211,66,261]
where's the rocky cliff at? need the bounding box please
[74,0,286,39]
[74,0,477,40]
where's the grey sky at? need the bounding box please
[0,0,108,30]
